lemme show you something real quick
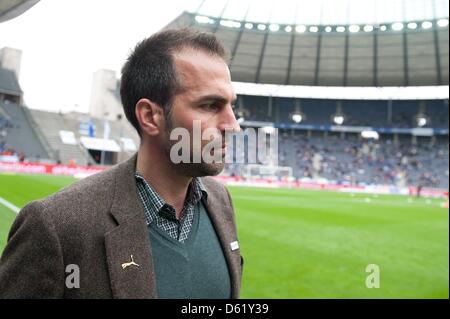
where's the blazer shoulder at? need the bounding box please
[201,176,234,208]
[42,165,117,205]
[201,176,227,191]
[26,162,127,228]
[200,176,231,200]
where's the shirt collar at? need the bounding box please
[134,172,207,225]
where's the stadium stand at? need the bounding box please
[0,68,21,102]
[28,109,93,165]
[28,109,139,165]
[224,129,449,189]
[0,108,12,153]
[276,132,449,188]
[0,102,50,161]
[240,95,449,128]
[221,93,449,189]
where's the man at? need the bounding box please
[0,29,243,298]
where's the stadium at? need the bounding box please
[0,0,448,298]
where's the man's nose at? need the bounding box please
[218,104,241,133]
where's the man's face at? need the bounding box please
[162,48,240,177]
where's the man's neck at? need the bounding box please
[136,146,192,219]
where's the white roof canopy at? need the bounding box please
[187,0,449,26]
[80,136,121,153]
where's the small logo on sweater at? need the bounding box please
[121,255,140,270]
[230,241,239,251]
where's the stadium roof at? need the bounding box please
[0,0,40,23]
[165,0,449,87]
[186,0,449,26]
[0,68,22,95]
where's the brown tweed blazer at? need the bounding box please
[0,154,243,298]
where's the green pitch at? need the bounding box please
[0,173,448,298]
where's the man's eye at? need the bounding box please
[201,104,219,111]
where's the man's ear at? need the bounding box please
[135,98,164,136]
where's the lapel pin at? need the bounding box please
[230,241,239,251]
[121,255,140,270]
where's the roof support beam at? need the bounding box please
[213,0,231,34]
[402,31,409,86]
[285,31,296,85]
[373,30,378,87]
[313,34,322,86]
[433,27,443,85]
[286,1,300,85]
[229,27,244,69]
[229,3,251,69]
[343,33,350,86]
[188,0,207,27]
[255,0,275,84]
[255,31,269,83]
[432,0,443,85]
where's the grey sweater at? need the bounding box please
[149,201,231,299]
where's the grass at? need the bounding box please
[0,173,77,252]
[0,173,448,298]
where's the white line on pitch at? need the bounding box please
[0,197,20,214]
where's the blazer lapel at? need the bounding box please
[104,154,157,299]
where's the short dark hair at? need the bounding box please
[120,28,227,135]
